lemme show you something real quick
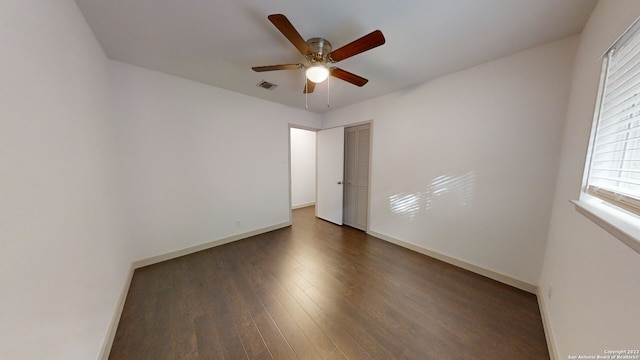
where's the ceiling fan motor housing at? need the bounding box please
[306,37,332,63]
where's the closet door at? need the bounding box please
[344,124,370,230]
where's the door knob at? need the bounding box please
[337,181,343,184]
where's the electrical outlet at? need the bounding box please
[236,219,241,227]
[547,284,553,300]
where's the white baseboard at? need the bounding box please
[133,221,291,268]
[537,288,558,360]
[99,221,291,359]
[367,230,537,294]
[292,202,315,210]
[99,264,135,360]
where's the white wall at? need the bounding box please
[290,128,317,208]
[0,1,132,359]
[0,3,321,357]
[323,37,578,286]
[539,1,640,358]
[8,1,634,358]
[110,61,321,261]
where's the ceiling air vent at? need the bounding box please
[257,80,278,91]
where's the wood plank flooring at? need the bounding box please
[109,206,549,359]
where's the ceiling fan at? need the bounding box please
[252,14,386,94]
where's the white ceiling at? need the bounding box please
[75,0,597,114]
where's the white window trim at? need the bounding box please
[575,17,640,255]
[573,196,640,254]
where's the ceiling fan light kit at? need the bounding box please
[306,65,329,83]
[252,13,385,94]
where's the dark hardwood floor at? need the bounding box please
[109,206,549,359]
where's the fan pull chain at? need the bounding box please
[327,74,330,108]
[305,75,309,109]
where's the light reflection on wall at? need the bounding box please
[389,192,421,220]
[389,172,476,221]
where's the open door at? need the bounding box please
[316,126,344,225]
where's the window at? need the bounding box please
[584,22,640,215]
[577,19,640,254]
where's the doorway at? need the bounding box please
[315,122,372,231]
[290,127,317,210]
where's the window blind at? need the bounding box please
[587,25,640,215]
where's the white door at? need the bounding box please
[316,126,344,225]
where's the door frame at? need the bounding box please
[288,120,373,232]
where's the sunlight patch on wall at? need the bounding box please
[389,172,476,221]
[389,192,421,220]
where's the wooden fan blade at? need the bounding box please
[268,14,312,56]
[252,64,302,72]
[328,30,385,63]
[330,68,368,87]
[303,78,316,94]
